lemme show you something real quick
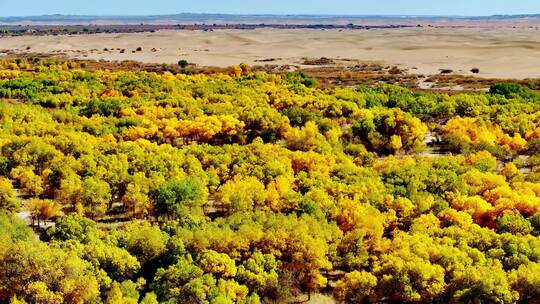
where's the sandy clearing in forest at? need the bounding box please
[1,27,540,79]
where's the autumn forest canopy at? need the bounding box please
[2,58,540,303]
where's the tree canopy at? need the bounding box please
[0,57,540,303]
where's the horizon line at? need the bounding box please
[1,12,539,19]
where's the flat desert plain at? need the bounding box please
[1,27,540,78]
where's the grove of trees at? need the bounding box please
[1,57,540,303]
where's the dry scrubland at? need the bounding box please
[1,27,540,78]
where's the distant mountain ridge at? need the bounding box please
[1,13,539,25]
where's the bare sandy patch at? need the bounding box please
[1,27,539,79]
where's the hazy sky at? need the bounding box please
[1,0,539,17]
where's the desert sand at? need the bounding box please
[1,27,540,78]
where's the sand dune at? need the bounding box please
[1,27,539,78]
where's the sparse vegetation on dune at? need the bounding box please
[1,57,540,303]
